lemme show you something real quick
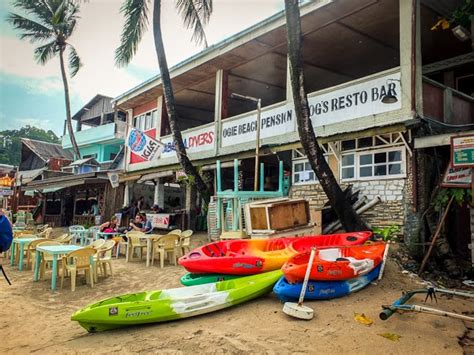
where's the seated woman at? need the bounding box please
[99,216,119,234]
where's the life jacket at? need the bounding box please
[0,215,13,252]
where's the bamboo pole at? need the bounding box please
[418,195,454,274]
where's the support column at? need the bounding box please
[399,0,423,116]
[214,69,228,155]
[153,179,164,207]
[185,183,197,230]
[124,109,133,172]
[123,182,130,207]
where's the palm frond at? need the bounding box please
[33,40,58,65]
[11,0,56,27]
[6,13,53,43]
[176,0,212,47]
[67,44,82,77]
[115,0,149,67]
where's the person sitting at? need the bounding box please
[129,213,153,234]
[99,216,119,234]
[0,209,13,253]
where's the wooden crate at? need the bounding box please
[244,198,310,235]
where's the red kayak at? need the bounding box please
[282,242,386,283]
[178,232,372,275]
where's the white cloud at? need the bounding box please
[1,116,53,131]
[1,0,282,110]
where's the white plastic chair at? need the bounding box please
[69,225,85,245]
[86,226,100,245]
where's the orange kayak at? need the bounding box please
[179,232,372,275]
[282,242,386,283]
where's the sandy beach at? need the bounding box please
[1,240,472,354]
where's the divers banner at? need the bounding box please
[127,128,161,161]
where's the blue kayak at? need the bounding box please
[273,264,382,302]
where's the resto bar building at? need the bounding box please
[114,0,473,259]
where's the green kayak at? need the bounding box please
[180,272,243,286]
[71,270,282,332]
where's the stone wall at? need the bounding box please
[290,178,407,230]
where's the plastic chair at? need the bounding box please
[59,234,74,244]
[151,234,180,268]
[170,229,182,236]
[37,224,49,232]
[69,225,85,244]
[179,230,194,256]
[60,248,96,291]
[25,238,49,270]
[127,232,147,262]
[86,226,100,245]
[96,240,115,278]
[36,240,61,280]
[88,239,106,250]
[38,227,53,239]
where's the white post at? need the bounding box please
[123,182,130,207]
[154,181,159,206]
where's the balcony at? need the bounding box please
[62,121,126,149]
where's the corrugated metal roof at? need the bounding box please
[16,167,47,185]
[21,138,74,161]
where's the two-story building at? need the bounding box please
[113,0,472,259]
[23,95,127,226]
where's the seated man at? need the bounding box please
[0,209,13,253]
[128,213,153,234]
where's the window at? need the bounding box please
[82,153,97,159]
[341,147,405,181]
[293,160,317,184]
[134,109,158,131]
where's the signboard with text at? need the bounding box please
[220,72,401,147]
[160,125,215,158]
[146,213,171,229]
[451,135,474,168]
[441,166,471,188]
[127,128,161,161]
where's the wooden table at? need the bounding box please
[33,245,82,291]
[10,237,38,271]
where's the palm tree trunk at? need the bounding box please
[285,0,369,232]
[152,0,211,205]
[59,46,81,160]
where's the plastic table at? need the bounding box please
[10,237,38,271]
[33,244,82,291]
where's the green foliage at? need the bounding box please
[373,225,400,242]
[0,126,60,165]
[431,0,473,30]
[433,188,472,212]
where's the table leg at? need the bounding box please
[10,243,15,266]
[18,244,25,271]
[51,255,58,291]
[146,239,151,267]
[34,250,41,281]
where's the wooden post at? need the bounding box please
[254,99,262,191]
[418,195,454,274]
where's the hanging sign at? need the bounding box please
[127,128,161,161]
[146,213,171,229]
[441,166,471,188]
[0,188,13,196]
[451,135,474,168]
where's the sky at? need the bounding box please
[0,0,283,136]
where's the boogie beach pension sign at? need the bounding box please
[127,128,162,161]
[221,72,401,147]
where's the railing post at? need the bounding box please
[443,88,453,124]
[260,163,264,192]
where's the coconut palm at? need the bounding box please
[284,0,368,232]
[7,0,82,159]
[115,0,212,204]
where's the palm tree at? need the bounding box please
[115,0,212,205]
[7,0,82,159]
[284,0,368,232]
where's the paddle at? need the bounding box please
[282,246,316,320]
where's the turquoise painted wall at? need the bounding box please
[79,144,121,163]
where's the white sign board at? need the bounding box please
[221,105,295,147]
[160,125,215,158]
[146,213,171,229]
[220,72,401,147]
[127,128,161,161]
[0,188,13,196]
[441,166,471,188]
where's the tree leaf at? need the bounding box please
[378,333,401,341]
[354,312,373,326]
